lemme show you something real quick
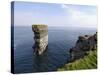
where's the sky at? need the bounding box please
[13,1,97,28]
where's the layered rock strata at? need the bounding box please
[70,32,97,61]
[32,25,48,55]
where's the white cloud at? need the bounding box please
[61,4,97,28]
[61,4,68,9]
[14,4,97,28]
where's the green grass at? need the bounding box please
[58,50,97,71]
[32,24,47,28]
[32,24,48,33]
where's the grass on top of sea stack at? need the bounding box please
[58,50,97,71]
[32,24,48,33]
[32,24,47,28]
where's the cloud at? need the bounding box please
[61,4,97,28]
[14,4,97,28]
[61,4,68,9]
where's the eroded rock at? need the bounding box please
[32,25,48,55]
[70,32,97,61]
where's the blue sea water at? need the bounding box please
[13,26,96,73]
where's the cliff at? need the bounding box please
[58,50,97,71]
[32,24,48,55]
[58,32,97,70]
[70,32,97,61]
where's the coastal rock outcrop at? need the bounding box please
[32,25,48,55]
[70,32,97,61]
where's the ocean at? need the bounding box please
[13,26,96,73]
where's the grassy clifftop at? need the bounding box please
[58,50,97,71]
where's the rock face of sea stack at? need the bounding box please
[32,25,48,55]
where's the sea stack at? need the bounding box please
[32,24,48,55]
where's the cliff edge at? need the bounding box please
[58,32,97,70]
[58,50,97,71]
[70,32,97,61]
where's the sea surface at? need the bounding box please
[13,26,96,73]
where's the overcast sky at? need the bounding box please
[13,1,97,28]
